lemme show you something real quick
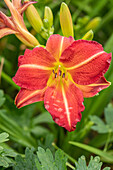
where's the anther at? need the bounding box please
[55,73,57,78]
[62,73,65,78]
[52,70,55,74]
[59,70,62,76]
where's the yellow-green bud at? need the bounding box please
[82,30,94,40]
[60,2,74,37]
[44,6,53,28]
[25,3,43,33]
[85,17,101,31]
[78,16,90,25]
[16,33,39,47]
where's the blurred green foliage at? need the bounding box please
[0,0,113,169]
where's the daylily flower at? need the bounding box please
[0,0,39,47]
[13,34,111,131]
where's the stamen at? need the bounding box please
[59,70,62,76]
[52,70,55,73]
[55,73,57,78]
[62,73,65,78]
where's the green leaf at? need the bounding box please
[14,148,37,170]
[37,147,56,169]
[90,104,113,133]
[0,90,5,107]
[55,149,68,170]
[32,112,54,125]
[31,126,49,137]
[0,156,9,168]
[0,132,17,168]
[90,116,109,133]
[0,132,9,143]
[37,147,67,170]
[104,33,113,52]
[14,147,67,170]
[104,104,113,130]
[38,134,55,151]
[75,155,110,170]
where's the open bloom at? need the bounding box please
[13,34,111,131]
[0,0,39,47]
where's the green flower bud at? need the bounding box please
[60,2,74,37]
[25,2,43,33]
[85,17,101,31]
[82,30,94,40]
[44,6,53,28]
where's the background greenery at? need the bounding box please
[0,0,113,169]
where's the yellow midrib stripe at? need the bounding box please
[62,85,71,127]
[19,64,52,70]
[67,51,105,70]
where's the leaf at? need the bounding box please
[90,104,113,133]
[31,126,49,137]
[38,134,55,151]
[0,132,9,143]
[69,141,113,163]
[90,116,109,133]
[55,149,67,170]
[37,147,56,169]
[36,147,67,170]
[2,148,17,157]
[75,155,110,170]
[0,132,17,168]
[32,112,54,125]
[14,147,67,170]
[104,104,113,130]
[0,156,9,168]
[0,90,5,107]
[104,33,113,52]
[14,148,37,170]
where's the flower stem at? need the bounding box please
[103,130,112,152]
[52,142,77,164]
[66,162,75,170]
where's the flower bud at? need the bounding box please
[16,33,39,47]
[78,16,90,25]
[25,2,43,33]
[44,6,53,28]
[60,2,74,37]
[85,17,101,31]
[82,30,94,40]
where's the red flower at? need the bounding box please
[13,34,111,131]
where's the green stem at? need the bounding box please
[103,130,112,152]
[52,142,77,164]
[66,162,75,170]
[1,71,20,90]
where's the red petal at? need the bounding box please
[4,0,27,30]
[77,77,111,97]
[0,18,6,28]
[15,87,46,108]
[60,40,111,85]
[13,47,55,90]
[12,0,21,8]
[0,11,15,29]
[18,47,55,67]
[19,1,37,14]
[0,28,17,38]
[44,81,84,131]
[46,34,74,61]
